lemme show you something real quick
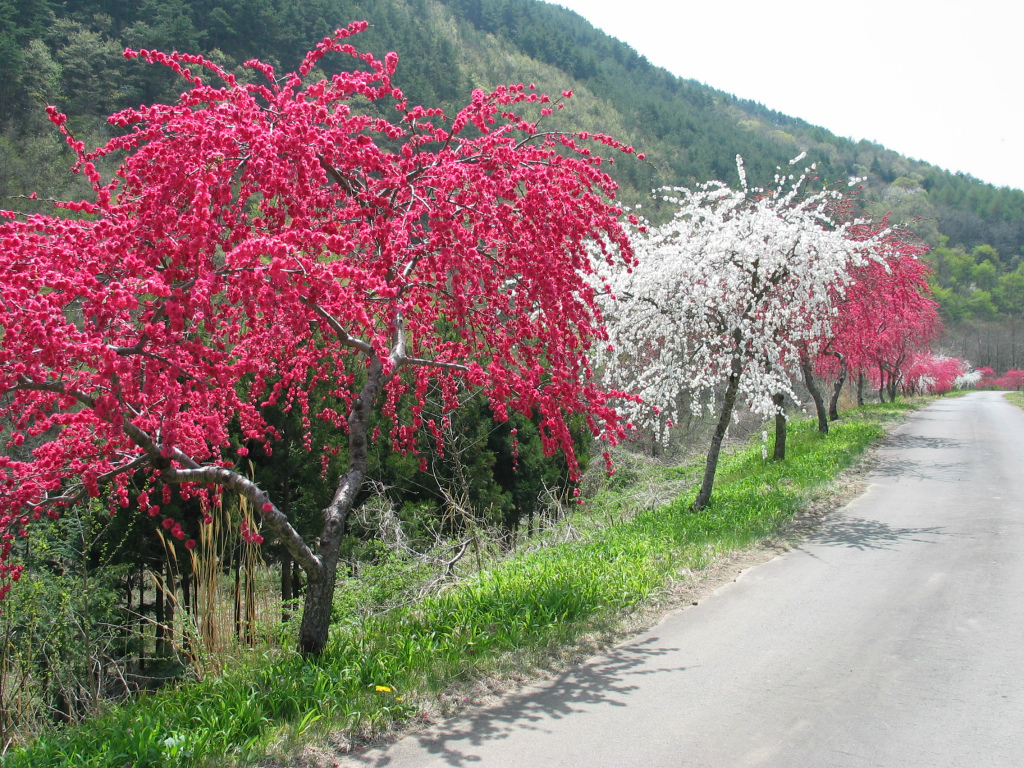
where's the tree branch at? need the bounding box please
[10,377,324,579]
[303,301,374,355]
[402,356,469,373]
[166,464,323,577]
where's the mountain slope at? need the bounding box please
[2,0,1022,276]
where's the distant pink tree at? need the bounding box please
[818,228,941,407]
[993,369,1024,390]
[904,354,966,395]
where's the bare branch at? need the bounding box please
[401,356,470,373]
[304,301,375,355]
[164,464,323,577]
[12,376,97,408]
[37,454,151,509]
[10,376,323,579]
[389,312,406,368]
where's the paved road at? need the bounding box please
[344,392,1024,767]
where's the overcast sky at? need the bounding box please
[544,0,1024,191]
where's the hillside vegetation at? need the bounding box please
[3,0,1023,241]
[4,0,1023,367]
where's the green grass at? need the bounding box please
[1,402,918,768]
[1004,391,1024,411]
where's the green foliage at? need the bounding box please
[0,504,136,739]
[925,240,1024,323]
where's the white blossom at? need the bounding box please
[954,369,983,389]
[597,157,878,444]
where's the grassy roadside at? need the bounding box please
[1,401,923,768]
[1004,391,1024,411]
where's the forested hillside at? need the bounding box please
[4,0,1024,246]
[4,0,1024,363]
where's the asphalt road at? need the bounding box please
[343,392,1024,767]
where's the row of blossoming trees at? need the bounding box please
[0,27,963,654]
[596,157,957,509]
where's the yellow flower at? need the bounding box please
[374,685,392,693]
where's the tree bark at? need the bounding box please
[692,356,743,511]
[296,354,387,656]
[772,392,786,460]
[828,352,847,421]
[857,372,865,407]
[801,352,829,435]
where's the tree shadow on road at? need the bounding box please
[869,456,968,483]
[805,515,948,551]
[861,432,971,484]
[881,433,964,451]
[345,634,686,767]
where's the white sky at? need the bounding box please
[545,0,1024,191]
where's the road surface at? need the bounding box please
[343,391,1024,767]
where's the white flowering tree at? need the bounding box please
[601,156,875,510]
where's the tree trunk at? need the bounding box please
[828,353,847,421]
[772,392,786,461]
[692,356,742,511]
[857,372,865,407]
[296,355,386,656]
[801,353,829,435]
[297,550,341,656]
[887,373,899,402]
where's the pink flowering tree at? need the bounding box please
[975,367,999,388]
[0,25,638,655]
[994,370,1024,390]
[818,232,941,407]
[600,156,874,510]
[903,354,966,395]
